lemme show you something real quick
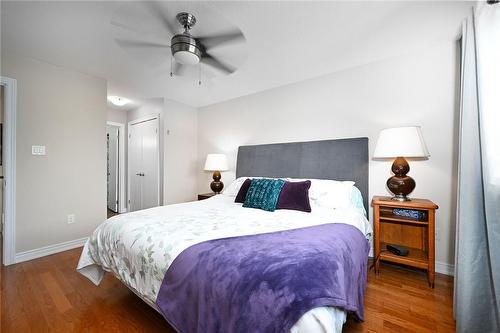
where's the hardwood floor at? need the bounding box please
[107,209,119,219]
[1,248,455,333]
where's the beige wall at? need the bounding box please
[0,86,3,218]
[2,55,107,253]
[163,99,198,204]
[107,107,127,125]
[0,85,3,178]
[0,85,4,122]
[198,43,459,267]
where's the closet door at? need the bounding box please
[140,119,159,209]
[128,121,143,212]
[128,117,159,212]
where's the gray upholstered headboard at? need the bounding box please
[236,138,369,210]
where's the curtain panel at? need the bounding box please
[454,4,500,333]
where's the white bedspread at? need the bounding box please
[77,195,372,333]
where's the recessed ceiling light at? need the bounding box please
[108,96,130,107]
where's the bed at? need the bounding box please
[77,138,371,333]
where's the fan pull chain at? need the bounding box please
[170,55,173,77]
[198,62,202,85]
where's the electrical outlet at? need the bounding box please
[67,214,76,224]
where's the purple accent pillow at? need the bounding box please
[276,180,312,212]
[235,178,252,203]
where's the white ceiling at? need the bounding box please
[1,1,473,108]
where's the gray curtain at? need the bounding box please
[454,4,500,333]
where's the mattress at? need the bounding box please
[77,194,372,333]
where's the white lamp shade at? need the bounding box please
[373,126,430,158]
[204,154,229,171]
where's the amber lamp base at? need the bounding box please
[386,157,416,201]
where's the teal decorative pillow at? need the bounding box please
[243,178,286,212]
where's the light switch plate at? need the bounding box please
[67,214,75,224]
[32,145,46,155]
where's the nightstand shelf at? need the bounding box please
[379,242,428,269]
[372,196,438,288]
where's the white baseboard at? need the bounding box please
[15,237,88,264]
[436,261,455,276]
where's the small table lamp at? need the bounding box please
[373,126,430,201]
[204,154,229,193]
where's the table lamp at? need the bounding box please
[204,154,229,193]
[373,126,430,201]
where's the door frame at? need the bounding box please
[127,115,160,211]
[1,76,17,265]
[106,121,126,213]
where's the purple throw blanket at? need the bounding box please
[156,223,369,333]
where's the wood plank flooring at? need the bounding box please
[107,209,119,219]
[1,248,455,332]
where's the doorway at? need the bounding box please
[1,76,16,265]
[106,121,125,215]
[106,124,119,212]
[128,116,160,212]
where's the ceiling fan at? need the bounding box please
[113,2,246,79]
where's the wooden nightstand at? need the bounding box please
[372,196,438,287]
[198,193,216,201]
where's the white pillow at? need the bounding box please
[287,178,355,210]
[222,177,248,196]
[222,176,285,196]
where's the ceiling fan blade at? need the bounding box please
[196,29,245,50]
[201,53,236,74]
[111,20,145,35]
[115,39,170,49]
[172,62,188,76]
[142,1,178,36]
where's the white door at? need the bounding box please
[107,125,119,212]
[128,118,159,212]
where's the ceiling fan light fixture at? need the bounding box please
[114,8,243,77]
[108,96,130,106]
[171,34,201,65]
[173,50,200,65]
